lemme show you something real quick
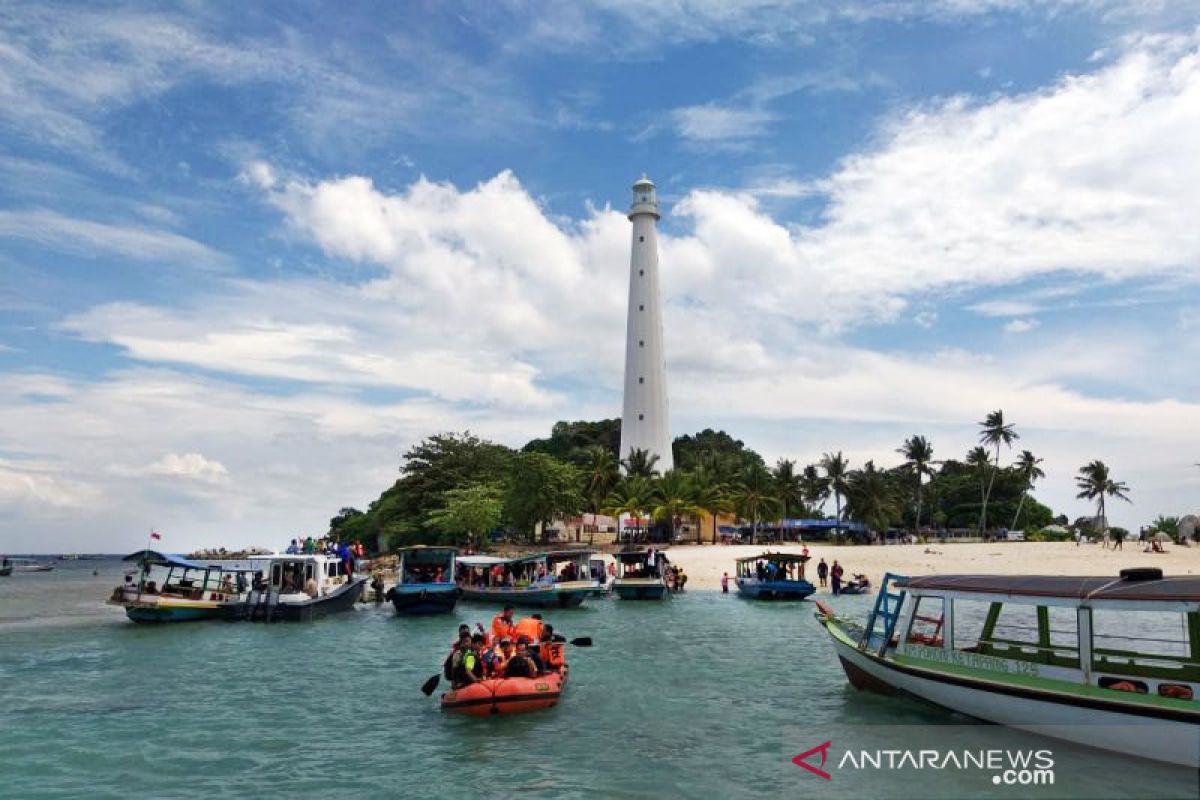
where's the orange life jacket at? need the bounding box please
[491,615,516,642]
[514,616,543,642]
[539,641,565,670]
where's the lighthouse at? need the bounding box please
[619,175,673,472]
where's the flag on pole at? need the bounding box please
[150,531,161,541]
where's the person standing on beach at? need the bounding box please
[817,558,828,588]
[830,561,843,595]
[720,572,731,593]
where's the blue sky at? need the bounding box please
[2,1,1198,552]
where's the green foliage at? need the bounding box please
[1029,527,1074,542]
[328,507,370,543]
[730,463,778,542]
[1108,526,1129,544]
[1150,515,1180,538]
[504,452,583,543]
[621,447,661,478]
[1075,459,1131,531]
[601,475,655,519]
[523,419,621,464]
[426,483,504,548]
[579,446,620,514]
[845,460,902,536]
[650,470,701,541]
[772,458,805,522]
[673,428,764,482]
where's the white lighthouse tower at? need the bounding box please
[619,175,673,472]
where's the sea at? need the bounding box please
[1,558,1196,800]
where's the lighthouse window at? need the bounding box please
[638,340,644,347]
[639,304,644,311]
[639,236,644,242]
[638,414,644,420]
[639,377,644,384]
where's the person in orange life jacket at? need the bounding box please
[514,613,544,643]
[503,636,539,678]
[491,605,517,641]
[485,636,515,677]
[538,624,565,671]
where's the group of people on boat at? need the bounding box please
[443,605,566,688]
[284,537,361,577]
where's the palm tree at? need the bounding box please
[965,446,992,529]
[651,470,701,543]
[581,446,619,516]
[896,435,935,533]
[820,451,850,539]
[800,463,829,516]
[1075,460,1131,536]
[601,475,655,543]
[621,447,660,479]
[772,458,804,534]
[692,465,731,544]
[978,410,1018,535]
[1009,450,1046,531]
[846,461,901,539]
[730,463,779,544]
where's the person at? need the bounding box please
[304,536,314,554]
[607,561,617,578]
[830,561,844,596]
[817,558,829,588]
[504,636,540,677]
[514,613,544,643]
[252,570,265,591]
[144,580,159,595]
[286,539,300,554]
[486,636,514,676]
[236,571,248,593]
[303,575,319,598]
[491,605,517,642]
[676,569,688,592]
[538,625,565,671]
[338,540,353,578]
[220,573,235,593]
[720,571,731,594]
[448,634,482,688]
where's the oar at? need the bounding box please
[420,675,440,696]
[550,634,593,647]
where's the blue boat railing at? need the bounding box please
[859,572,908,656]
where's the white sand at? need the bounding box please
[663,541,1200,591]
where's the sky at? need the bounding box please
[1,1,1199,553]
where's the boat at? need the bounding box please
[457,551,605,608]
[387,546,460,615]
[242,552,367,622]
[107,550,253,623]
[7,558,55,573]
[735,553,815,600]
[611,549,669,600]
[841,573,873,595]
[441,665,568,715]
[815,568,1200,768]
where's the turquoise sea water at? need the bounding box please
[1,560,1196,799]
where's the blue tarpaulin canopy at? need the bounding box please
[122,550,205,570]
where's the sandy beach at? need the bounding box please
[664,541,1200,591]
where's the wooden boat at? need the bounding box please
[735,553,815,600]
[107,550,252,623]
[611,549,669,600]
[242,553,366,622]
[457,551,604,608]
[816,568,1200,768]
[441,665,568,715]
[387,546,460,615]
[0,558,11,577]
[8,558,54,573]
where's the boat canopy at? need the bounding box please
[122,550,205,570]
[615,549,668,564]
[398,546,456,566]
[735,552,810,565]
[897,572,1200,603]
[509,550,594,566]
[457,555,507,567]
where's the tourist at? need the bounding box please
[485,636,513,677]
[286,539,300,554]
[220,573,234,593]
[831,561,844,596]
[304,536,314,554]
[677,569,688,591]
[720,571,731,593]
[539,625,565,671]
[370,573,385,603]
[503,638,539,678]
[491,605,517,642]
[450,635,483,688]
[515,613,544,643]
[817,558,829,588]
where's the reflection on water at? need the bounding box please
[0,565,1195,799]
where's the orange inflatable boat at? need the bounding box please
[441,666,568,716]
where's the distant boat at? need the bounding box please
[387,546,460,615]
[611,549,669,600]
[241,553,366,622]
[458,551,605,608]
[816,568,1200,768]
[735,553,815,600]
[6,558,55,573]
[107,550,253,623]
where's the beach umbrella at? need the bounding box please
[1152,531,1172,543]
[1042,524,1068,534]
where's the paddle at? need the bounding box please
[550,634,592,647]
[420,674,440,696]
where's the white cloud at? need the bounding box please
[914,310,938,328]
[1003,317,1040,333]
[671,104,776,144]
[0,209,225,267]
[112,452,231,484]
[0,459,101,511]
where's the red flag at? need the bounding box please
[150,531,161,541]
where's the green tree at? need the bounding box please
[621,447,661,478]
[965,446,992,531]
[504,452,583,543]
[523,419,621,464]
[978,410,1018,534]
[580,445,620,515]
[601,475,656,541]
[772,458,804,528]
[1075,460,1131,537]
[426,483,504,548]
[672,428,765,482]
[800,463,829,517]
[846,460,902,538]
[1009,450,1046,531]
[896,435,935,532]
[820,451,850,537]
[651,470,701,543]
[1150,515,1180,540]
[692,465,732,543]
[731,463,779,544]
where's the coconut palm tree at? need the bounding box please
[846,461,902,540]
[772,458,804,534]
[1009,450,1046,531]
[581,445,620,516]
[800,463,829,516]
[978,410,1018,535]
[896,435,935,533]
[621,447,661,478]
[730,463,779,544]
[601,475,655,543]
[965,446,992,528]
[1075,460,1131,536]
[820,451,850,539]
[651,470,701,543]
[692,465,731,544]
